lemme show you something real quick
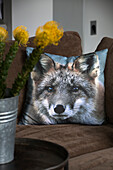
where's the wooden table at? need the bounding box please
[0,138,69,170]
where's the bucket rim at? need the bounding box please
[0,95,19,102]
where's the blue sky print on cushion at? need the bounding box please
[20,48,108,125]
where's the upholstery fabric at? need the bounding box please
[69,147,113,170]
[96,37,113,124]
[28,31,82,57]
[16,124,113,169]
[16,124,113,158]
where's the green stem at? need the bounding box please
[11,47,43,96]
[0,42,5,70]
[0,41,19,98]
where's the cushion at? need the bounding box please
[19,48,108,125]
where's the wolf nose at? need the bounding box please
[54,105,65,114]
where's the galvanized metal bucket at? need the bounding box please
[0,95,19,164]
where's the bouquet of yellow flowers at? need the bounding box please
[0,21,63,99]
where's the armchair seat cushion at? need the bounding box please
[70,147,113,170]
[16,124,113,159]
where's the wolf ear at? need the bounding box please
[31,54,55,82]
[39,54,56,73]
[73,53,100,80]
[31,54,57,83]
[39,54,62,70]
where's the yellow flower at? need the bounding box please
[13,26,29,46]
[34,21,64,49]
[0,27,8,42]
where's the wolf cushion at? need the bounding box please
[19,48,108,125]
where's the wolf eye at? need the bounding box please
[46,86,54,92]
[72,86,79,92]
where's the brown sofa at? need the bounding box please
[6,31,113,169]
